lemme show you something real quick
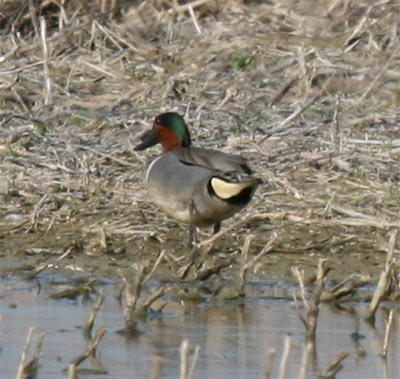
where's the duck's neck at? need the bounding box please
[159,127,182,152]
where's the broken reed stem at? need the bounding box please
[179,339,200,379]
[188,345,201,379]
[259,94,321,142]
[293,259,329,345]
[77,143,138,168]
[57,0,67,30]
[180,339,189,379]
[100,0,108,13]
[276,94,320,129]
[83,290,104,338]
[150,356,164,379]
[278,335,292,379]
[239,233,278,295]
[40,16,52,105]
[68,364,77,379]
[178,256,196,279]
[168,0,213,15]
[120,250,167,319]
[18,331,46,379]
[320,352,349,378]
[385,230,397,269]
[16,328,44,379]
[263,348,277,379]
[0,45,19,64]
[269,75,298,104]
[140,285,167,313]
[32,331,45,361]
[27,193,49,232]
[67,327,107,375]
[143,249,166,285]
[320,274,369,303]
[194,257,233,281]
[188,5,201,34]
[330,95,342,151]
[343,3,373,47]
[238,234,255,294]
[291,267,310,310]
[356,43,400,105]
[298,342,313,379]
[99,0,118,18]
[305,259,328,343]
[365,230,397,324]
[120,270,140,316]
[16,327,35,379]
[381,309,394,359]
[366,269,392,324]
[28,0,40,37]
[197,212,272,248]
[297,44,313,101]
[247,233,278,268]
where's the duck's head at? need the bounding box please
[134,112,191,153]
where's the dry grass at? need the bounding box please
[0,0,400,284]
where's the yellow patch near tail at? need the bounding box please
[210,177,250,199]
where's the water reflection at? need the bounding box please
[0,278,398,378]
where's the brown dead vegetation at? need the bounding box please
[0,0,399,290]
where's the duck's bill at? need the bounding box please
[134,128,159,151]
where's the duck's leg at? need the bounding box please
[180,226,201,279]
[213,222,221,234]
[187,200,198,249]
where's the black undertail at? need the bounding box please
[207,177,254,205]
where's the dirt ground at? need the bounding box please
[1,0,400,297]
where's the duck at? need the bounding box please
[134,112,261,247]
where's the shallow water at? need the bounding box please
[0,276,399,379]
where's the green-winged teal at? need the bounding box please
[135,112,260,246]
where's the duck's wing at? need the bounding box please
[175,147,252,175]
